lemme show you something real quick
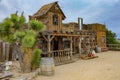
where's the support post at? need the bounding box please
[78,37,82,58]
[73,36,76,53]
[70,36,73,60]
[47,34,51,57]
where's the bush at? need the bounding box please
[31,49,42,70]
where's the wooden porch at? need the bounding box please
[39,30,97,65]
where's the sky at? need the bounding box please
[0,0,120,37]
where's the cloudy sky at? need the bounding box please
[0,0,120,37]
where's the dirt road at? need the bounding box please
[36,51,120,80]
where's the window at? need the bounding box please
[101,36,105,43]
[53,14,58,25]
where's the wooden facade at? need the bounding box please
[82,23,106,48]
[29,1,65,31]
[29,2,106,64]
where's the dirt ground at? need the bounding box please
[35,51,120,80]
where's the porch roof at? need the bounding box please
[39,30,96,37]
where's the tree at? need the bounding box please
[0,18,13,42]
[14,20,44,72]
[106,28,119,44]
[0,12,45,72]
[0,12,25,42]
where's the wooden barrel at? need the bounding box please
[40,58,55,76]
[95,47,101,53]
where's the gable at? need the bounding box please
[32,1,66,20]
[49,3,64,16]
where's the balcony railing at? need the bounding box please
[48,49,73,65]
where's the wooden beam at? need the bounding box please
[51,33,90,37]
[42,34,48,42]
[50,35,55,42]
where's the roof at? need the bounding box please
[32,1,66,20]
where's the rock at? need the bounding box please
[35,68,41,75]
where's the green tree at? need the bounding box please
[0,12,44,72]
[29,20,44,31]
[0,13,25,42]
[106,29,119,44]
[14,20,44,72]
[0,18,13,42]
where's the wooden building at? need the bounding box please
[29,2,104,65]
[29,1,66,31]
[82,23,107,51]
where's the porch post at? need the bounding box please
[47,34,51,57]
[70,36,73,60]
[78,37,82,58]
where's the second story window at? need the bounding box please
[53,14,58,25]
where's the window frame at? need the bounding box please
[53,14,59,26]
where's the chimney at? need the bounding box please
[78,18,80,30]
[81,18,83,30]
[78,18,83,30]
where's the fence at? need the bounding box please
[48,49,73,65]
[0,40,12,62]
[107,44,120,51]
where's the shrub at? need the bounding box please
[31,49,42,69]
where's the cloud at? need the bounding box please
[0,0,18,21]
[62,0,120,23]
[0,0,120,37]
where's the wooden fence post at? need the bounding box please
[2,42,6,61]
[0,40,3,62]
[5,42,10,61]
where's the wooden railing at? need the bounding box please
[107,44,120,51]
[49,49,73,65]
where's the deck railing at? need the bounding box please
[107,44,120,51]
[49,49,72,64]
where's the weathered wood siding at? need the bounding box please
[82,23,106,48]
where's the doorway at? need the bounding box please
[53,40,58,50]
